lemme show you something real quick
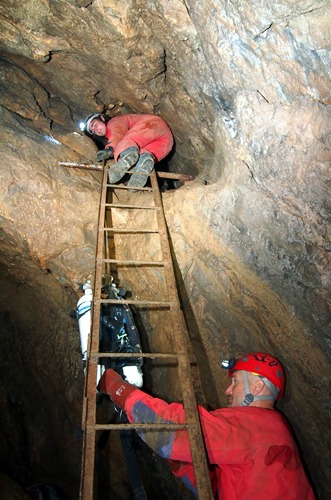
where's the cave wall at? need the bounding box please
[0,229,83,498]
[0,0,330,498]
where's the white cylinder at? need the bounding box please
[97,364,105,386]
[77,288,93,364]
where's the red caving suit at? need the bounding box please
[124,390,315,499]
[104,114,174,162]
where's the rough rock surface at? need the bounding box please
[0,0,330,498]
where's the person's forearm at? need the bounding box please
[99,369,193,461]
[125,391,192,461]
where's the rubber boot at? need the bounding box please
[127,152,155,189]
[108,147,139,184]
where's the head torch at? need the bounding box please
[221,358,235,370]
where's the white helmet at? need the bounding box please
[80,113,103,133]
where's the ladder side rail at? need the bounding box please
[80,164,108,500]
[150,171,213,499]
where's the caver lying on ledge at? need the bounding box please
[82,112,174,189]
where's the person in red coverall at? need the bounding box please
[82,113,174,188]
[98,352,315,499]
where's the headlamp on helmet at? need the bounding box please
[221,358,235,370]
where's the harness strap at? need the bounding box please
[241,371,277,406]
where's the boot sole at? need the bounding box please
[127,160,154,188]
[108,159,132,183]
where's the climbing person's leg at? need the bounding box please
[126,132,173,189]
[139,133,174,162]
[127,152,155,189]
[108,146,139,184]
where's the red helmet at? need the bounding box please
[229,352,285,399]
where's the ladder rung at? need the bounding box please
[97,258,168,266]
[91,352,180,359]
[104,203,157,210]
[95,298,174,307]
[107,183,153,191]
[93,423,195,431]
[100,228,159,233]
[105,168,151,178]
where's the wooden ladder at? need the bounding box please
[79,165,213,499]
